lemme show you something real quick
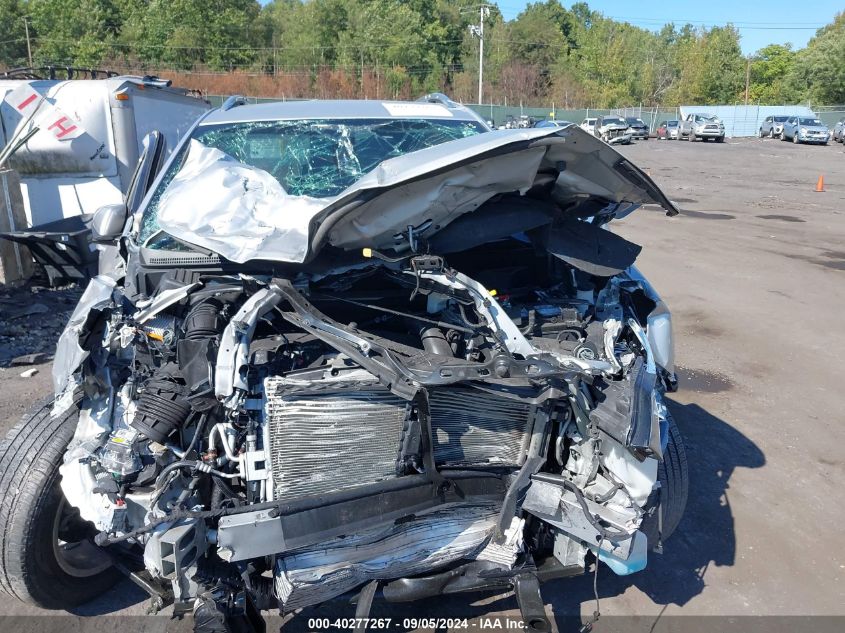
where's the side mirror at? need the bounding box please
[90,203,128,244]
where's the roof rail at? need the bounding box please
[416,92,460,108]
[221,95,248,111]
[1,65,119,80]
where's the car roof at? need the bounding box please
[200,99,486,126]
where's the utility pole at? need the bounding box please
[22,16,32,67]
[744,56,751,106]
[467,5,491,105]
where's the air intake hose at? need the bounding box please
[177,299,226,410]
[132,376,191,442]
[420,327,454,357]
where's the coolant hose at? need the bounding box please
[154,460,239,489]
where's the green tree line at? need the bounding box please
[1,0,843,106]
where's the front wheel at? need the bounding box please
[716,136,725,143]
[793,134,800,144]
[688,133,695,142]
[0,399,118,609]
[641,412,689,546]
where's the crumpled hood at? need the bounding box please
[158,125,677,264]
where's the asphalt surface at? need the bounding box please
[0,136,843,632]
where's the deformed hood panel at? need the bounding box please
[157,125,677,264]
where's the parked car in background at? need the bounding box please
[535,119,573,128]
[759,115,789,138]
[580,117,597,135]
[625,117,649,140]
[498,115,518,129]
[594,115,632,144]
[782,116,830,144]
[656,120,680,140]
[679,113,725,142]
[832,117,845,143]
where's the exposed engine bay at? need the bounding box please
[53,223,678,628]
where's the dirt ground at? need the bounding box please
[0,136,843,632]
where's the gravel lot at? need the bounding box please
[0,136,843,632]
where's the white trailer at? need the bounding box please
[0,75,210,226]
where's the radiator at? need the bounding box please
[264,376,409,501]
[429,386,534,467]
[264,377,534,501]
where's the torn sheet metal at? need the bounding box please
[521,478,638,560]
[157,140,329,263]
[473,516,525,567]
[52,275,117,397]
[325,146,546,251]
[275,501,499,609]
[600,437,658,508]
[59,394,118,530]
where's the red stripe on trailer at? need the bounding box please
[16,93,37,111]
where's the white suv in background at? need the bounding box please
[580,117,597,135]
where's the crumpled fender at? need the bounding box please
[52,275,118,398]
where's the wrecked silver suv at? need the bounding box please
[0,97,687,631]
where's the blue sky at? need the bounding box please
[495,1,842,54]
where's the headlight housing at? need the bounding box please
[646,300,674,374]
[800,127,808,135]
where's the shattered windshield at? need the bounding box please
[138,117,485,247]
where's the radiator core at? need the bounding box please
[428,386,534,467]
[264,377,408,501]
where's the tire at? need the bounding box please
[0,398,118,609]
[769,129,774,138]
[793,133,799,144]
[716,136,724,143]
[688,132,695,142]
[641,412,689,546]
[759,129,765,138]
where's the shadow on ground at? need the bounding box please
[69,399,765,633]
